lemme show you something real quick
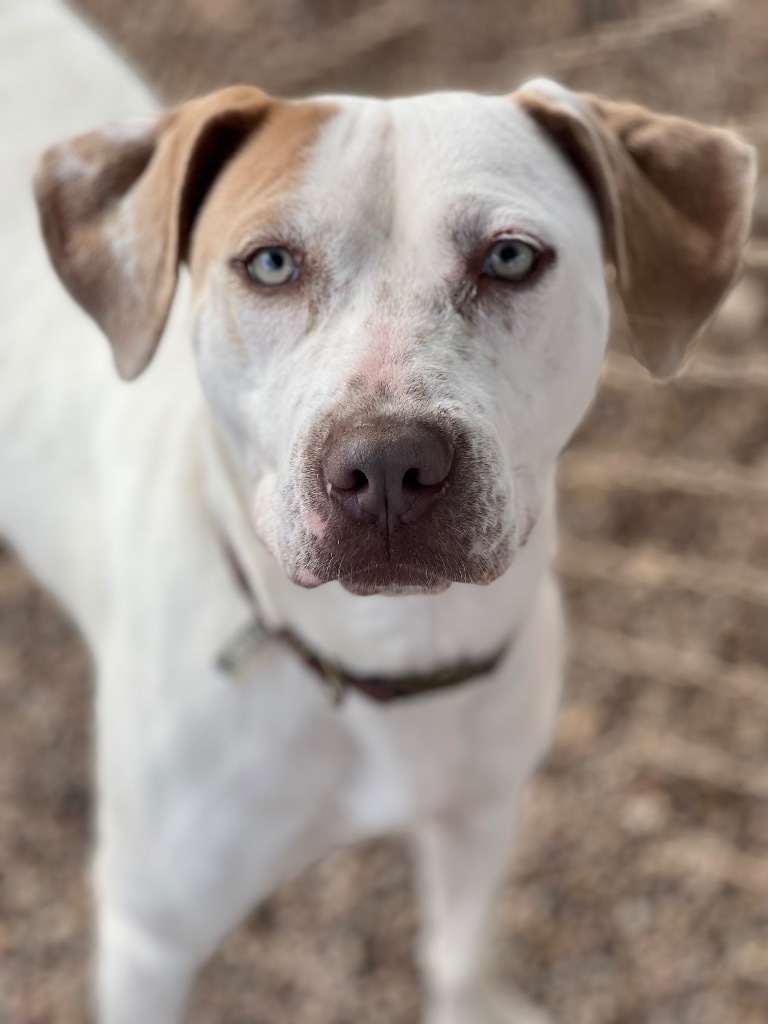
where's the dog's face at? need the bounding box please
[35,82,755,595]
[189,93,608,593]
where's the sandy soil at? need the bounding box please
[2,1,768,1021]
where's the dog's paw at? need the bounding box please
[425,983,554,1024]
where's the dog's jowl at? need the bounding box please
[0,1,756,1022]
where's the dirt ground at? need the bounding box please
[2,0,768,1021]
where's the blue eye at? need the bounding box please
[483,238,540,281]
[245,247,298,286]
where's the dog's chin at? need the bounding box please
[280,522,524,595]
[339,575,454,597]
[284,563,453,596]
[286,559,508,596]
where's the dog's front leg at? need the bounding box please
[97,907,198,1024]
[91,638,349,1024]
[414,789,551,1024]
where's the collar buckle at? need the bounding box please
[217,617,270,678]
[315,658,348,706]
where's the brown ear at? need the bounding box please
[34,86,272,379]
[516,80,757,378]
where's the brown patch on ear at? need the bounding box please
[516,87,757,378]
[34,87,333,380]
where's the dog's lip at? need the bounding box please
[287,541,516,593]
[340,573,452,597]
[342,582,452,596]
[286,559,454,594]
[336,562,454,596]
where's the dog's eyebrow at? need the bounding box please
[447,197,552,256]
[229,215,307,259]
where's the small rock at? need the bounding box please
[621,791,671,836]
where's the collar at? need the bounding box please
[217,536,513,706]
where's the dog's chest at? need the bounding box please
[330,675,529,841]
[335,699,477,836]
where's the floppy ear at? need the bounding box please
[516,80,757,378]
[34,86,272,380]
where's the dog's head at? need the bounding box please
[34,82,755,595]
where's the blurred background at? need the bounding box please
[2,0,768,1021]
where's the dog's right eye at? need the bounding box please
[244,247,298,287]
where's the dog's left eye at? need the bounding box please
[245,247,298,287]
[482,238,540,282]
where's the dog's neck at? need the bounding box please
[200,417,558,677]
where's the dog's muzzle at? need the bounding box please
[289,412,512,595]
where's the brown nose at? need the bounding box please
[323,421,454,532]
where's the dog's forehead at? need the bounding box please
[310,92,554,179]
[294,91,592,233]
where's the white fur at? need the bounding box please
[0,3,616,1023]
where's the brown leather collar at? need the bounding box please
[217,536,512,705]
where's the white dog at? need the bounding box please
[0,0,756,1021]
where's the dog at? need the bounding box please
[0,0,756,1021]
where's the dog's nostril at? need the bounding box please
[350,470,368,493]
[402,467,421,491]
